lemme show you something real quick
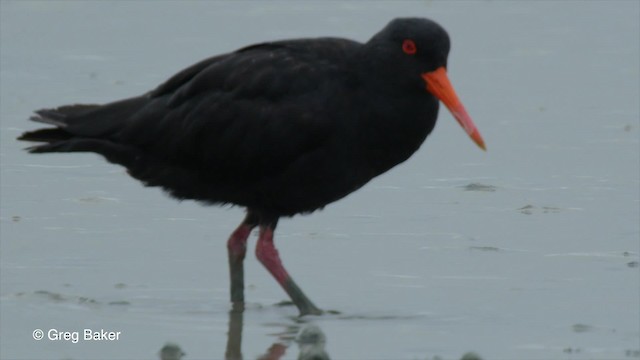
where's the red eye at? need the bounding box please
[402,39,417,55]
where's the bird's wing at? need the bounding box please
[147,54,228,99]
[117,39,359,183]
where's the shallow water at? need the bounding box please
[1,1,639,359]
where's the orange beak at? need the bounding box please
[422,67,486,151]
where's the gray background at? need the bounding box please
[1,1,638,359]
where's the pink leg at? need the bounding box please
[227,213,257,309]
[255,225,322,316]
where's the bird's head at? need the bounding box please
[367,18,486,151]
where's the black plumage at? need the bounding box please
[19,18,484,315]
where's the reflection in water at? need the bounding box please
[159,342,186,360]
[224,307,330,360]
[460,353,483,360]
[154,308,483,360]
[225,307,244,360]
[296,325,329,360]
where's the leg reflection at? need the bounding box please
[225,307,244,360]
[224,307,330,360]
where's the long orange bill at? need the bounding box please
[422,67,486,151]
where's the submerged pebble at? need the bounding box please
[462,183,497,192]
[572,323,592,333]
[159,342,185,360]
[518,205,535,215]
[470,246,501,252]
[460,352,483,360]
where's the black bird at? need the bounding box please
[19,18,485,316]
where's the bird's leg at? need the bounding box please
[255,221,322,316]
[227,212,258,310]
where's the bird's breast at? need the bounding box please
[355,93,439,176]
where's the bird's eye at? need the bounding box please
[402,39,417,55]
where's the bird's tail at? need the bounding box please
[18,105,100,146]
[18,96,147,153]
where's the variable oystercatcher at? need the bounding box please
[19,18,485,316]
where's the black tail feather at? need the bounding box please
[18,97,230,206]
[18,128,73,143]
[21,96,146,141]
[30,104,101,127]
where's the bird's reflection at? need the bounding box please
[224,306,330,360]
[157,308,484,360]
